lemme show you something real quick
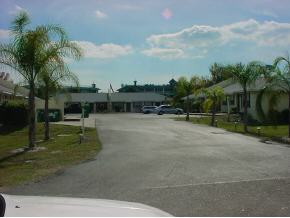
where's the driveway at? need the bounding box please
[7,113,290,216]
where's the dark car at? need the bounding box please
[155,105,183,115]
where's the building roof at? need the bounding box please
[0,79,30,97]
[63,85,101,93]
[182,79,234,101]
[223,77,267,95]
[117,79,176,94]
[60,92,169,103]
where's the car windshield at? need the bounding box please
[1,1,290,217]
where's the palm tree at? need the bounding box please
[38,63,79,140]
[176,76,202,121]
[209,62,232,84]
[229,62,261,132]
[203,86,225,126]
[267,54,290,138]
[0,12,82,148]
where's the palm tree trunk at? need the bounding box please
[186,95,190,121]
[243,88,248,133]
[44,86,50,140]
[211,99,216,126]
[288,92,290,138]
[28,81,36,148]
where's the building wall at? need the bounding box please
[221,92,288,121]
[35,98,65,121]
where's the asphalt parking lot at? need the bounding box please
[7,113,290,216]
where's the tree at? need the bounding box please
[209,63,232,84]
[176,76,203,121]
[203,86,225,126]
[38,63,79,140]
[0,12,82,148]
[229,62,261,132]
[266,54,290,138]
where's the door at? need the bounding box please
[126,103,131,112]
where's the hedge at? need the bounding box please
[0,100,28,126]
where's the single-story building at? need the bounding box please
[0,77,30,103]
[60,92,169,113]
[182,77,288,121]
[220,78,288,120]
[0,77,65,121]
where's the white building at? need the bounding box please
[61,92,169,113]
[183,77,288,121]
[220,78,288,120]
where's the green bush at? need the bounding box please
[231,107,238,114]
[278,109,289,124]
[0,100,28,126]
[247,114,261,126]
[263,109,289,125]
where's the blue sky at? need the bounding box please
[1,0,290,91]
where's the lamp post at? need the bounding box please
[79,102,85,143]
[257,127,261,136]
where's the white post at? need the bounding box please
[82,107,85,136]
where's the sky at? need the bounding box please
[1,0,290,91]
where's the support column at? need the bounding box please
[93,103,96,113]
[124,103,126,112]
[130,102,134,113]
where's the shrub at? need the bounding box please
[202,99,212,113]
[279,109,289,124]
[265,109,289,125]
[231,107,238,114]
[0,100,28,126]
[247,114,261,126]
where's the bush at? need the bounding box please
[265,109,289,125]
[247,114,261,126]
[231,107,238,114]
[279,109,289,124]
[0,100,28,126]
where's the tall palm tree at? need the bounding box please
[203,86,225,126]
[229,62,261,132]
[38,63,79,140]
[0,12,82,148]
[176,76,202,121]
[267,54,290,138]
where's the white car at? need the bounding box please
[0,194,172,217]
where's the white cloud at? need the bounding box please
[72,41,133,58]
[9,5,27,14]
[0,29,10,39]
[95,10,108,19]
[142,48,186,59]
[143,19,290,59]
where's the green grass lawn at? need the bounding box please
[0,123,101,189]
[175,115,288,138]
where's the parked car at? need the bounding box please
[155,105,184,115]
[142,106,157,114]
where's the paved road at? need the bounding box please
[7,113,290,216]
